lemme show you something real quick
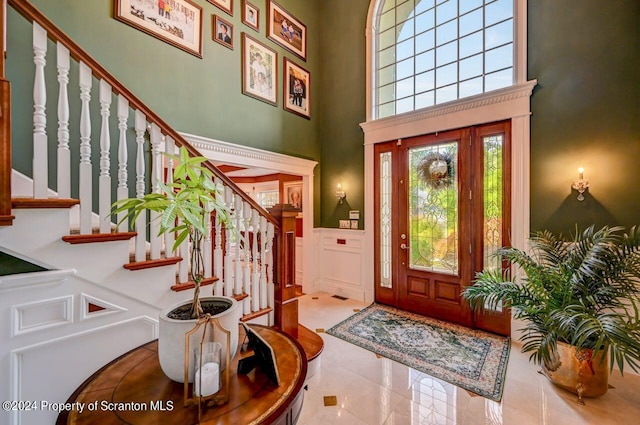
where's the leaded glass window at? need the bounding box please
[375,0,514,119]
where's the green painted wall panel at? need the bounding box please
[318,0,369,229]
[528,0,640,233]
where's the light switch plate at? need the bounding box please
[339,220,351,229]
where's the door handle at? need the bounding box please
[400,243,408,250]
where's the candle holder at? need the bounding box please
[571,167,590,201]
[184,314,231,420]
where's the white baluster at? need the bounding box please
[134,110,146,261]
[259,216,268,309]
[243,202,252,314]
[234,194,243,296]
[164,135,175,253]
[98,80,112,234]
[224,186,234,297]
[79,62,92,234]
[149,123,162,259]
[204,179,213,279]
[56,43,70,199]
[32,23,48,199]
[251,209,260,312]
[267,222,275,325]
[116,95,129,232]
[213,178,224,296]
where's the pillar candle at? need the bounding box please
[194,362,220,397]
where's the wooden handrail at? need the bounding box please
[7,0,278,228]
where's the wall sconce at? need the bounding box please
[336,183,346,204]
[571,167,590,201]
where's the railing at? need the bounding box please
[6,0,289,323]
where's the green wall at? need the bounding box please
[318,0,369,229]
[528,0,640,234]
[7,0,323,225]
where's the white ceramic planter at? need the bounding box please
[158,296,242,383]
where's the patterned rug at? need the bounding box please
[326,303,510,401]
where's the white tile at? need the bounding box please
[297,292,640,425]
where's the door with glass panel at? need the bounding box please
[374,122,511,335]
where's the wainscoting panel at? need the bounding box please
[313,229,371,303]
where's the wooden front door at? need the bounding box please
[374,122,511,335]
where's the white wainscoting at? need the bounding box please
[312,229,372,303]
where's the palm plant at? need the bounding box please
[463,225,640,374]
[112,147,232,319]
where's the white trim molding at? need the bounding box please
[179,132,318,295]
[11,295,73,336]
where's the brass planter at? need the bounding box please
[542,341,609,404]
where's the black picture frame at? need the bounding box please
[240,323,280,386]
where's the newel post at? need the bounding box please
[268,205,299,338]
[0,0,14,226]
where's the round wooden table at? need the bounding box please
[57,325,307,425]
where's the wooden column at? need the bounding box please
[0,1,13,226]
[268,204,299,339]
[0,78,13,226]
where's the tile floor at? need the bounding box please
[296,292,640,425]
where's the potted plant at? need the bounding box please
[112,146,241,383]
[462,225,640,403]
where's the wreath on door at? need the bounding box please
[417,152,454,190]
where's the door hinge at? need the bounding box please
[469,190,472,200]
[469,243,472,254]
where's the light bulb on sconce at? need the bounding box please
[571,167,590,201]
[336,183,346,204]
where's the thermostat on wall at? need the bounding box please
[349,210,360,220]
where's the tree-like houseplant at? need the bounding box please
[463,225,640,402]
[112,147,241,382]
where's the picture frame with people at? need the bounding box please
[266,0,307,61]
[241,0,259,32]
[114,0,203,58]
[241,33,278,106]
[213,14,233,49]
[207,0,233,16]
[283,181,302,210]
[283,58,310,119]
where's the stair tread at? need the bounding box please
[171,276,219,292]
[63,232,137,244]
[12,197,80,209]
[239,307,273,322]
[123,256,182,271]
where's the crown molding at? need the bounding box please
[360,80,537,145]
[179,132,318,176]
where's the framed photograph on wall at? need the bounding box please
[283,58,310,119]
[267,0,307,61]
[241,0,259,32]
[283,181,302,210]
[207,0,233,16]
[242,33,278,106]
[114,0,203,58]
[213,15,233,49]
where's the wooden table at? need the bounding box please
[57,325,307,425]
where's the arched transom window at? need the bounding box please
[374,0,514,119]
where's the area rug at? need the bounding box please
[326,303,510,402]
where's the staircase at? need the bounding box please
[0,1,307,424]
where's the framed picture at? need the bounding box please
[267,0,307,61]
[242,33,278,106]
[213,15,233,49]
[240,323,280,386]
[283,181,302,210]
[241,0,260,32]
[283,58,310,119]
[207,0,233,16]
[114,0,203,58]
